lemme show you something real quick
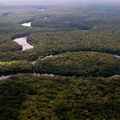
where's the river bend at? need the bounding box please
[14,37,34,51]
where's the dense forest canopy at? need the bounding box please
[0,2,120,119]
[35,51,120,77]
[0,4,120,61]
[1,74,120,119]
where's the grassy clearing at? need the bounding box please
[0,60,26,64]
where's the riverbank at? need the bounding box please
[1,51,120,80]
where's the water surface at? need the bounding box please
[0,75,11,80]
[14,37,34,51]
[22,22,31,27]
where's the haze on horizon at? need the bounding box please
[0,0,120,6]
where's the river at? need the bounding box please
[1,52,120,80]
[0,73,54,80]
[14,22,34,50]
[14,37,34,51]
[1,22,120,80]
[0,75,12,80]
[22,22,31,27]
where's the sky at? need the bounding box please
[0,0,120,6]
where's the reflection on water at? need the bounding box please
[0,75,11,80]
[110,74,120,78]
[14,37,34,51]
[22,22,31,27]
[114,55,120,58]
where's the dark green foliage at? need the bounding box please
[0,74,120,119]
[0,5,120,62]
[0,61,33,74]
[0,41,22,52]
[1,4,120,120]
[1,5,120,61]
[27,27,120,58]
[35,51,120,77]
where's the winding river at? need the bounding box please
[0,73,55,80]
[14,37,34,51]
[13,21,34,51]
[1,21,120,80]
[1,52,120,80]
[13,21,34,50]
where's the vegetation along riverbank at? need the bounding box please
[0,1,120,119]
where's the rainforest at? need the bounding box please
[0,1,120,119]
